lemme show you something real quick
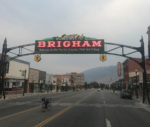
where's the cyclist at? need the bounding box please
[41,97,49,109]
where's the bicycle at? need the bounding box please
[41,97,52,112]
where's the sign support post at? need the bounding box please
[0,38,8,99]
[140,38,150,104]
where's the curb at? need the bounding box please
[0,91,68,101]
[133,97,150,111]
[0,92,53,101]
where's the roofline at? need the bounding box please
[13,59,30,65]
[30,68,40,71]
[30,68,46,73]
[123,58,141,64]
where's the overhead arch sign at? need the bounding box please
[35,34,104,54]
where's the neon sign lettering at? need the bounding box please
[37,40,102,48]
[35,39,104,54]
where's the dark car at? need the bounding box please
[120,89,132,99]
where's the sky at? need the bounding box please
[0,0,150,74]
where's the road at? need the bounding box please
[0,89,150,127]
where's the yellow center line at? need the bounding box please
[0,91,82,121]
[34,91,95,127]
[75,91,95,104]
[0,106,40,121]
[34,106,72,127]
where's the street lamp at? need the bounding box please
[20,70,26,96]
[135,69,139,98]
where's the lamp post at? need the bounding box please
[135,69,139,98]
[23,70,26,96]
[20,70,26,96]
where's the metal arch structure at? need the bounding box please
[7,43,35,61]
[104,42,144,66]
[3,41,143,63]
[0,38,149,104]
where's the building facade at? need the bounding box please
[53,72,85,91]
[6,59,30,93]
[123,58,150,86]
[39,70,46,92]
[45,73,57,91]
[28,68,40,92]
[123,58,150,98]
[67,72,85,87]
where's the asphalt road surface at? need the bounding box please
[0,89,150,127]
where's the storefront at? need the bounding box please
[5,59,30,93]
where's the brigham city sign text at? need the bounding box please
[35,39,104,54]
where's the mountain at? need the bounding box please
[83,65,123,83]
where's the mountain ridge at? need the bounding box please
[83,65,123,83]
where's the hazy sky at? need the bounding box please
[0,0,150,74]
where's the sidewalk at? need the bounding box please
[133,96,150,112]
[111,90,150,109]
[0,90,58,101]
[133,96,150,105]
[133,96,143,103]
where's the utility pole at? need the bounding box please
[146,26,150,104]
[0,38,8,99]
[23,70,26,96]
[135,69,139,98]
[147,26,150,59]
[140,37,150,104]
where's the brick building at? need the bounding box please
[67,72,85,87]
[53,72,84,91]
[123,58,150,88]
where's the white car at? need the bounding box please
[97,88,100,92]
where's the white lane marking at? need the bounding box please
[105,118,112,127]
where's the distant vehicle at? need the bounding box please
[97,88,101,92]
[120,89,132,99]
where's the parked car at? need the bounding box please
[120,89,132,99]
[97,88,101,92]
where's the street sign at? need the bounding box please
[100,54,107,62]
[34,55,41,62]
[117,62,121,77]
[34,34,105,54]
